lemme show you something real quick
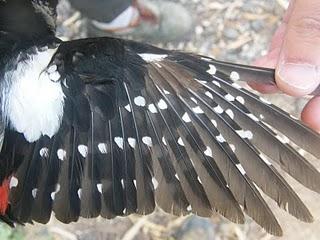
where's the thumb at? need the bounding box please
[276,0,320,97]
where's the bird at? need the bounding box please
[0,0,320,236]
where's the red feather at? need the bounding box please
[0,179,9,215]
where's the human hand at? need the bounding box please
[251,0,320,132]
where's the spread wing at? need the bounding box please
[2,37,320,236]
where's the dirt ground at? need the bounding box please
[2,0,320,239]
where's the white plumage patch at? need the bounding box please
[148,104,158,113]
[51,184,61,200]
[142,136,153,147]
[78,145,88,158]
[158,99,168,109]
[57,149,67,161]
[3,47,65,142]
[230,71,240,81]
[204,146,213,157]
[207,64,217,75]
[9,176,18,189]
[114,137,124,149]
[98,143,108,154]
[138,53,168,63]
[182,112,191,123]
[134,96,146,107]
[128,137,137,149]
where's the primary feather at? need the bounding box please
[1,0,320,237]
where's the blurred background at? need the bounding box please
[2,0,320,239]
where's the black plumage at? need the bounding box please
[0,0,320,236]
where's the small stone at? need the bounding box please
[223,28,239,40]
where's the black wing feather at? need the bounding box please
[3,38,320,236]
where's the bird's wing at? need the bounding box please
[2,37,320,236]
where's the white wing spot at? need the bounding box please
[134,96,146,107]
[236,164,246,175]
[260,153,272,166]
[259,97,272,105]
[57,149,67,161]
[182,112,191,123]
[114,137,124,149]
[51,184,60,200]
[121,179,125,189]
[78,144,88,157]
[191,97,198,104]
[216,134,226,143]
[205,91,213,99]
[77,188,82,199]
[193,106,204,114]
[232,82,242,89]
[236,96,245,104]
[148,104,158,113]
[211,119,217,127]
[212,81,221,87]
[214,105,224,114]
[163,89,170,95]
[195,79,207,84]
[276,134,290,144]
[236,130,253,139]
[224,94,235,102]
[162,137,167,146]
[204,146,213,157]
[197,176,202,184]
[247,113,259,122]
[128,138,137,148]
[124,104,131,112]
[187,205,192,211]
[207,64,217,75]
[138,53,168,62]
[97,183,102,193]
[98,143,108,154]
[32,188,38,198]
[175,174,180,180]
[230,144,236,152]
[152,177,159,189]
[142,136,153,147]
[9,177,18,188]
[201,57,212,61]
[39,147,49,158]
[230,71,240,81]
[158,99,168,109]
[245,130,253,139]
[290,114,299,120]
[225,109,234,119]
[177,137,184,146]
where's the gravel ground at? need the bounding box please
[3,0,320,239]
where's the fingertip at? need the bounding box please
[301,96,320,132]
[276,63,320,97]
[248,82,279,94]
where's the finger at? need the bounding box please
[269,22,287,51]
[275,0,320,97]
[283,0,296,23]
[269,0,296,50]
[301,96,320,132]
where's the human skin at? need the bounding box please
[251,0,320,132]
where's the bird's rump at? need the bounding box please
[1,37,320,236]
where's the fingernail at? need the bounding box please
[276,63,320,96]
